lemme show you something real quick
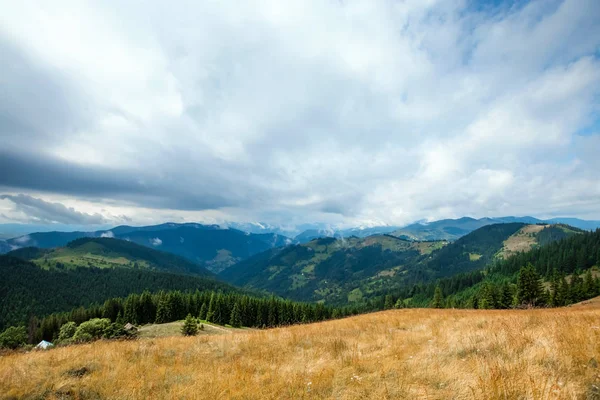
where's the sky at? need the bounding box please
[1,0,600,233]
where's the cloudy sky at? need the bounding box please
[1,0,599,232]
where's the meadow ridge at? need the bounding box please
[2,300,600,400]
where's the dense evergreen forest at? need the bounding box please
[23,290,356,344]
[384,228,600,309]
[0,255,235,330]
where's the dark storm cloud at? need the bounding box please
[0,150,236,211]
[0,194,106,224]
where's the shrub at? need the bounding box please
[102,322,133,340]
[58,322,78,342]
[0,326,27,349]
[73,318,111,342]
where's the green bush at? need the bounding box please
[58,321,77,341]
[73,318,111,342]
[0,326,28,349]
[102,322,132,339]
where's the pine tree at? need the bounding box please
[555,276,570,306]
[431,286,444,308]
[198,303,208,321]
[516,263,544,307]
[155,298,171,324]
[115,312,125,326]
[206,293,216,322]
[229,303,242,328]
[570,273,585,303]
[384,295,394,310]
[139,290,155,324]
[181,314,198,336]
[583,269,595,299]
[394,298,404,309]
[500,283,513,309]
[549,269,560,307]
[479,282,496,309]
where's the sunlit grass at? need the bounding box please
[2,301,599,399]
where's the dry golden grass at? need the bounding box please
[2,301,600,400]
[499,224,546,258]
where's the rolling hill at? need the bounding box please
[8,237,214,277]
[220,235,446,304]
[290,216,600,243]
[391,216,598,241]
[0,255,236,331]
[3,223,292,273]
[220,223,583,304]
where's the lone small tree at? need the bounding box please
[431,286,444,308]
[181,314,198,336]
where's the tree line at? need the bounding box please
[0,255,235,331]
[380,228,600,309]
[18,289,363,345]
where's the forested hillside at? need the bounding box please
[220,223,575,305]
[25,290,344,344]
[220,235,446,304]
[0,256,234,330]
[8,237,214,277]
[387,228,600,309]
[4,223,291,273]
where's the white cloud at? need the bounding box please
[0,0,599,227]
[14,235,31,245]
[150,237,162,246]
[100,231,114,238]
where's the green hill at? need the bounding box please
[8,237,214,277]
[396,227,600,309]
[4,223,292,273]
[220,223,583,305]
[390,216,594,241]
[220,235,447,304]
[0,255,236,331]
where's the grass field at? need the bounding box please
[1,301,599,399]
[138,320,244,338]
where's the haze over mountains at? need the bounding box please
[1,223,290,273]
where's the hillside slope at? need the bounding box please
[398,227,599,308]
[221,235,446,303]
[2,306,598,399]
[0,255,235,330]
[222,223,581,304]
[8,237,214,277]
[391,216,597,241]
[4,223,291,273]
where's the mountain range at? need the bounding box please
[1,216,598,276]
[1,223,291,273]
[220,223,582,304]
[7,237,215,277]
[293,216,600,243]
[0,216,595,331]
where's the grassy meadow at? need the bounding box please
[1,300,599,399]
